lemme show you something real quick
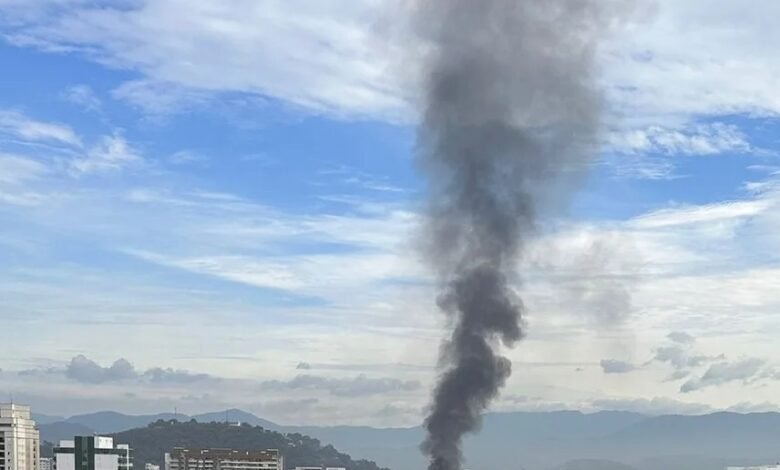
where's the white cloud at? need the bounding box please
[630,200,770,229]
[65,355,136,384]
[607,123,751,157]
[605,0,780,123]
[603,122,757,181]
[69,133,143,174]
[0,153,52,206]
[605,154,678,181]
[61,84,102,112]
[680,358,767,393]
[3,0,780,130]
[0,153,48,184]
[111,80,210,116]
[2,0,409,121]
[0,110,81,147]
[0,191,50,207]
[124,249,418,300]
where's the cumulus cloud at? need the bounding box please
[260,374,420,397]
[65,355,137,383]
[681,358,767,393]
[42,355,212,385]
[648,334,725,381]
[600,359,637,374]
[26,355,420,405]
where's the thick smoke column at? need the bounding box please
[415,2,629,470]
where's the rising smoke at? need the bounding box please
[414,2,633,469]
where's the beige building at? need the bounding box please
[165,448,282,470]
[0,404,40,470]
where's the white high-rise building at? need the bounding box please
[117,445,132,470]
[55,437,132,470]
[0,404,40,470]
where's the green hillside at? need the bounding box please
[111,420,389,470]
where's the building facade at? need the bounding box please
[116,445,132,470]
[54,437,132,470]
[38,459,52,470]
[164,448,282,470]
[0,404,40,470]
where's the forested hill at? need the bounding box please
[111,420,389,470]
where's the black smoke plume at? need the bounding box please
[414,1,632,469]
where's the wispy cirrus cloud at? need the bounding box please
[62,84,102,112]
[607,123,752,157]
[68,133,143,175]
[2,1,409,120]
[4,0,780,129]
[0,110,144,189]
[0,153,48,184]
[0,110,81,147]
[603,122,756,180]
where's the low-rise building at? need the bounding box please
[38,459,52,470]
[54,437,133,470]
[165,448,282,470]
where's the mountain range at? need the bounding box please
[35,408,780,470]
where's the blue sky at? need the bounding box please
[2,0,780,425]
